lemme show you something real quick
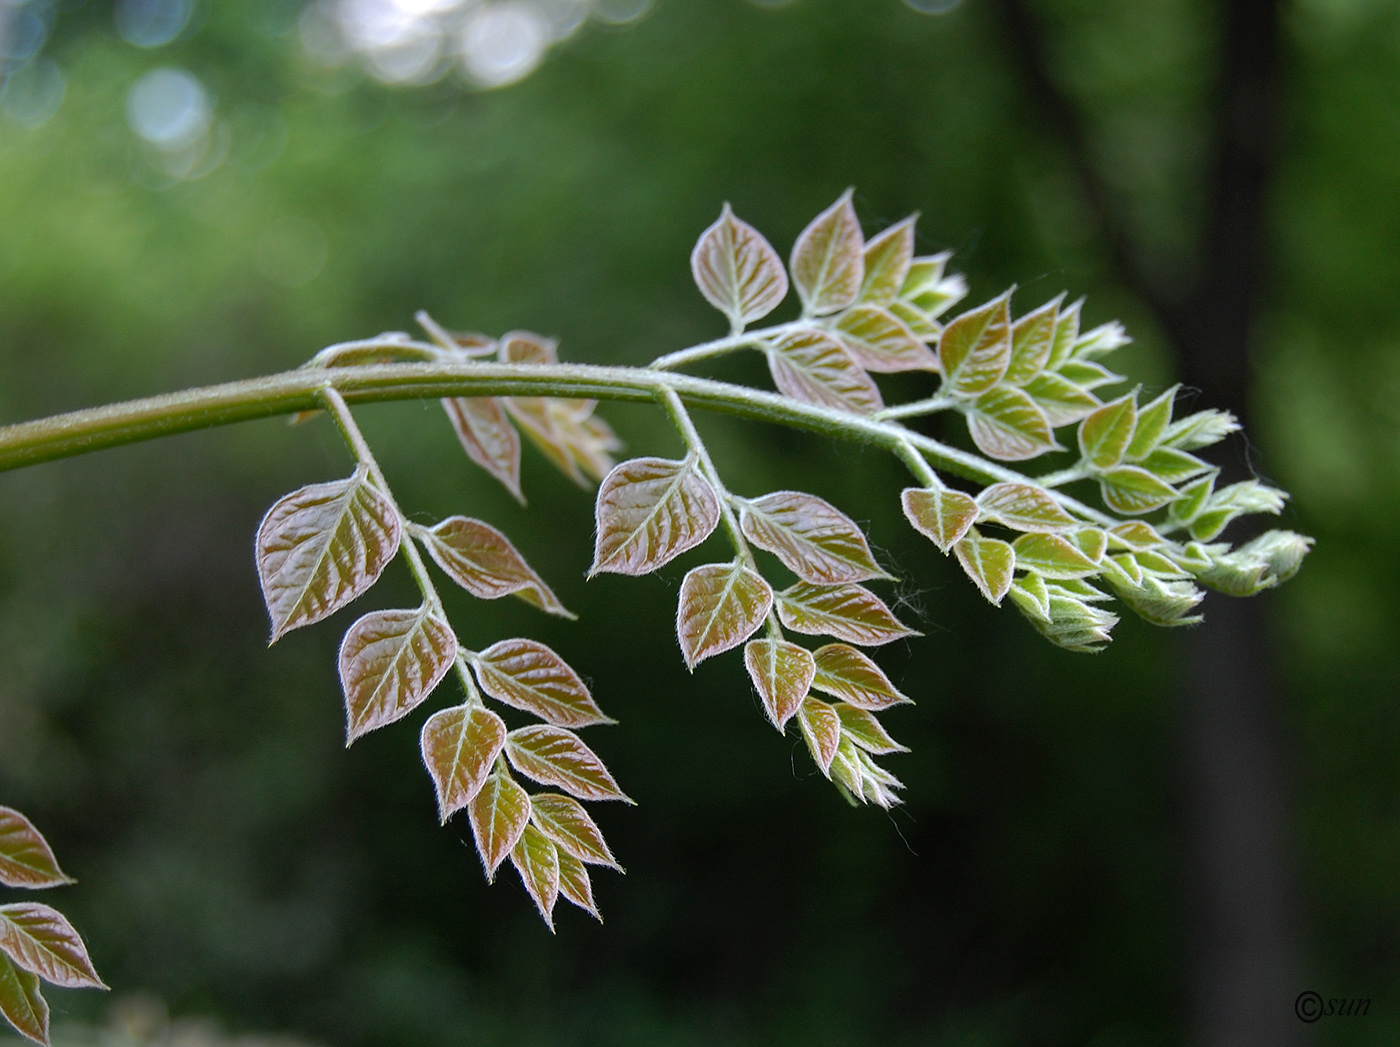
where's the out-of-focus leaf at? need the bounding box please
[422,516,572,617]
[420,705,507,822]
[0,954,46,1047]
[833,304,935,372]
[1099,466,1178,515]
[939,293,1011,396]
[1045,298,1081,371]
[900,252,966,316]
[774,582,917,645]
[1005,296,1061,385]
[1071,527,1109,563]
[690,203,789,329]
[888,299,942,340]
[589,456,720,577]
[340,609,457,745]
[1011,534,1100,579]
[504,397,619,487]
[509,825,560,930]
[743,638,815,730]
[1124,385,1178,460]
[797,696,841,775]
[965,386,1058,460]
[256,465,401,642]
[810,643,910,709]
[1023,372,1100,427]
[1074,321,1131,357]
[468,774,531,881]
[954,534,1015,605]
[791,188,864,316]
[498,331,558,365]
[975,482,1076,532]
[1078,393,1138,469]
[474,639,612,728]
[1109,521,1168,550]
[859,217,916,305]
[1025,587,1119,652]
[530,793,621,870]
[1138,447,1210,483]
[767,328,883,414]
[740,491,888,583]
[505,726,631,803]
[0,810,71,890]
[0,905,105,989]
[1162,409,1240,450]
[441,398,524,504]
[835,704,906,754]
[676,562,773,669]
[555,847,600,921]
[901,487,978,553]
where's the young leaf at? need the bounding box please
[510,824,560,929]
[690,203,789,328]
[340,608,457,745]
[1099,466,1178,515]
[256,465,402,642]
[859,217,916,305]
[832,305,936,373]
[975,482,1076,533]
[1138,447,1210,484]
[498,330,558,365]
[555,847,600,921]
[850,747,904,808]
[767,328,884,414]
[965,386,1058,461]
[468,773,531,881]
[1074,320,1131,358]
[1045,297,1081,371]
[888,298,942,340]
[0,904,105,989]
[504,397,620,487]
[954,534,1015,605]
[0,954,46,1047]
[1011,534,1100,580]
[1071,527,1109,563]
[420,704,507,822]
[1108,521,1168,550]
[589,456,721,577]
[939,293,1011,396]
[441,398,524,504]
[676,562,773,669]
[1124,385,1178,460]
[474,639,612,729]
[774,582,917,646]
[835,703,907,754]
[900,251,966,316]
[1162,409,1240,450]
[1058,359,1124,390]
[1008,572,1051,620]
[1078,394,1137,469]
[811,643,911,709]
[744,638,816,730]
[797,696,841,775]
[0,810,72,890]
[530,792,621,870]
[421,517,572,618]
[791,188,864,316]
[1004,296,1061,385]
[505,726,632,803]
[739,491,889,584]
[901,487,978,553]
[1023,372,1101,427]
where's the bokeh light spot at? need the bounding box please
[126,67,210,148]
[115,0,194,48]
[0,57,65,128]
[459,3,548,88]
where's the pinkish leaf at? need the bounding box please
[774,583,917,646]
[739,490,888,584]
[954,534,1016,605]
[767,328,883,414]
[0,810,72,890]
[0,954,47,1047]
[834,704,907,754]
[441,397,524,504]
[0,904,105,990]
[421,517,572,618]
[504,397,620,487]
[340,609,457,745]
[420,704,507,822]
[474,639,612,728]
[810,644,911,710]
[510,824,560,930]
[833,304,936,373]
[939,293,1011,396]
[901,487,978,554]
[676,562,773,669]
[468,773,531,881]
[589,456,720,577]
[791,188,864,316]
[859,217,916,306]
[975,482,1076,533]
[743,639,815,730]
[505,726,632,803]
[797,696,841,775]
[256,465,401,642]
[965,386,1058,461]
[530,792,621,870]
[690,203,789,328]
[498,331,558,365]
[555,847,600,921]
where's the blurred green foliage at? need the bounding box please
[0,0,1396,1044]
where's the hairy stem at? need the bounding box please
[647,322,801,371]
[873,394,958,421]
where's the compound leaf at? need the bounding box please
[691,203,789,328]
[441,397,524,504]
[833,304,936,373]
[555,847,600,921]
[468,773,531,881]
[740,490,889,583]
[677,562,773,669]
[340,608,457,745]
[422,517,572,618]
[791,188,864,316]
[256,465,401,642]
[505,726,631,803]
[767,328,883,414]
[510,824,560,930]
[530,792,621,870]
[798,696,841,775]
[975,482,1076,533]
[590,456,720,577]
[901,487,978,553]
[421,704,507,822]
[810,643,910,710]
[965,385,1058,461]
[743,638,816,730]
[939,293,1011,396]
[474,639,612,729]
[0,954,46,1047]
[954,534,1015,605]
[775,582,917,646]
[0,810,71,890]
[0,904,104,990]
[835,703,907,754]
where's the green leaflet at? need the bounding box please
[964,385,1058,461]
[1012,533,1100,580]
[797,696,841,775]
[1078,393,1138,469]
[939,292,1011,396]
[833,304,936,372]
[468,774,532,881]
[1098,466,1178,515]
[859,217,916,306]
[1124,385,1178,460]
[834,703,907,755]
[902,487,978,553]
[1023,372,1100,427]
[1005,296,1061,385]
[810,643,911,710]
[0,810,71,891]
[510,824,560,931]
[530,793,622,871]
[975,482,1076,533]
[555,847,600,921]
[954,534,1015,605]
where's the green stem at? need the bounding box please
[648,322,801,371]
[894,440,944,490]
[659,388,755,570]
[1033,465,1091,489]
[873,394,958,421]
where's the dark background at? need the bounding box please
[0,0,1395,1043]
